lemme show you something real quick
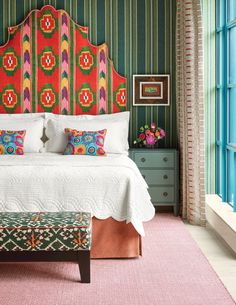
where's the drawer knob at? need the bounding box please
[163,157,168,162]
[163,175,168,180]
[141,157,146,163]
[163,192,168,197]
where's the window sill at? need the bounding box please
[206,194,236,254]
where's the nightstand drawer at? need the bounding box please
[148,186,174,203]
[140,169,174,185]
[134,152,174,168]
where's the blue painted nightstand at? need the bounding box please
[129,148,179,215]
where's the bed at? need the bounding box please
[0,153,154,257]
[0,5,155,258]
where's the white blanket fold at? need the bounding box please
[0,153,155,236]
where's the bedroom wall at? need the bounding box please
[0,0,176,148]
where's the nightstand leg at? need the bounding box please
[174,205,178,216]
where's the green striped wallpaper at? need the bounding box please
[0,0,176,148]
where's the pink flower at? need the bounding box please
[145,130,151,135]
[150,122,156,132]
[159,128,166,138]
[146,135,156,145]
[139,133,145,140]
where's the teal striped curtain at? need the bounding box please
[0,0,176,147]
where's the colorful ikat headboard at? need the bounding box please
[0,5,127,114]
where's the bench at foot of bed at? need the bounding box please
[0,211,92,283]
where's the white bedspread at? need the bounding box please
[0,153,155,236]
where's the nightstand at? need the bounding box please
[129,148,179,215]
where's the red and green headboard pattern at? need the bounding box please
[0,5,127,114]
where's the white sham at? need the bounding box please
[45,112,130,154]
[0,117,45,152]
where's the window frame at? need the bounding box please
[215,0,236,211]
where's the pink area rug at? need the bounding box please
[0,214,235,305]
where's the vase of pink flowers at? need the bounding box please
[133,122,165,148]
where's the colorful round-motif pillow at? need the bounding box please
[0,130,26,155]
[64,128,107,156]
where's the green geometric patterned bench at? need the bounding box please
[0,211,92,283]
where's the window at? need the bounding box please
[216,0,236,211]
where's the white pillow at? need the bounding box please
[85,111,130,122]
[45,111,130,121]
[0,117,44,152]
[0,113,45,119]
[45,114,130,154]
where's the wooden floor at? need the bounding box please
[185,223,236,301]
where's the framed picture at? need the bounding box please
[133,74,170,106]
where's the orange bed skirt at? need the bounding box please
[91,217,141,258]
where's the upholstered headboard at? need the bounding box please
[0,5,127,114]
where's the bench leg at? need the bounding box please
[77,250,90,283]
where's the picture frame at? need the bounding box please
[133,74,170,106]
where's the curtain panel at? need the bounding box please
[176,0,206,225]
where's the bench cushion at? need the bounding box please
[0,212,92,251]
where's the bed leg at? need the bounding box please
[77,250,90,283]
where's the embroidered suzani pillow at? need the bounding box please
[64,128,107,156]
[0,130,26,155]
